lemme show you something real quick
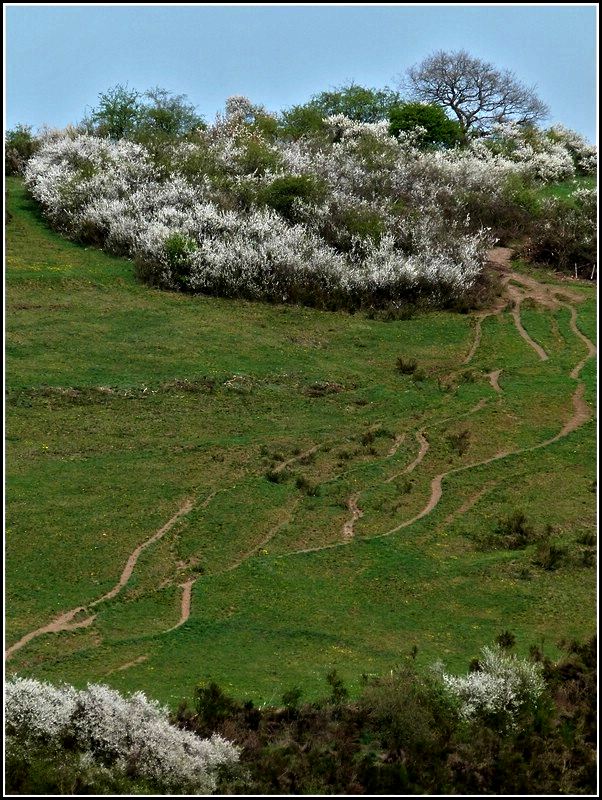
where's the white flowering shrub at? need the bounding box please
[546,125,597,175]
[435,645,546,729]
[5,675,240,794]
[23,101,595,307]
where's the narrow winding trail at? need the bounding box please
[6,499,196,660]
[6,249,596,660]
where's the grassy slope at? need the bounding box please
[5,176,597,708]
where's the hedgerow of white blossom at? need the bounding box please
[23,102,596,306]
[433,645,546,728]
[5,676,240,794]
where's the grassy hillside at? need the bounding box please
[5,175,597,709]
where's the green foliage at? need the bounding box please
[326,669,349,705]
[194,680,239,731]
[342,206,385,244]
[7,643,597,795]
[5,739,139,795]
[396,355,419,374]
[494,510,539,550]
[447,427,471,456]
[5,123,40,175]
[163,232,197,288]
[295,474,320,496]
[81,83,204,142]
[278,104,328,139]
[495,630,517,650]
[532,539,567,571]
[258,173,327,221]
[136,86,206,140]
[236,136,282,177]
[4,174,597,721]
[82,83,142,140]
[389,102,464,148]
[359,663,457,757]
[282,685,303,712]
[163,638,597,793]
[302,82,402,123]
[456,172,542,245]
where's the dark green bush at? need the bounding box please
[258,174,327,221]
[389,102,464,149]
[494,510,539,550]
[163,232,197,288]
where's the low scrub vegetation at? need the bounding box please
[6,636,595,794]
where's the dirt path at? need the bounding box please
[164,579,195,634]
[342,494,364,541]
[486,369,503,393]
[297,248,595,551]
[6,498,195,661]
[89,498,195,607]
[273,444,321,473]
[374,248,595,536]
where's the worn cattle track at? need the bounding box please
[6,249,596,663]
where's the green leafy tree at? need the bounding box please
[280,82,401,138]
[389,102,464,148]
[309,82,401,122]
[81,84,205,141]
[138,86,205,138]
[5,124,40,175]
[278,104,328,139]
[82,83,142,140]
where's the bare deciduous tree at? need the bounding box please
[399,50,550,138]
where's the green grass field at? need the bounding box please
[5,176,597,709]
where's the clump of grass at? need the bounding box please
[532,541,567,571]
[360,427,393,447]
[266,468,290,484]
[447,428,471,456]
[494,510,540,550]
[396,356,418,375]
[295,475,320,496]
[476,510,546,552]
[302,381,345,397]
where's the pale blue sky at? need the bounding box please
[4,3,599,143]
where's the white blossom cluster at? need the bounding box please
[547,124,598,175]
[23,103,595,306]
[5,675,240,793]
[434,645,546,728]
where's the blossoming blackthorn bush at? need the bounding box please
[434,644,546,729]
[5,676,240,794]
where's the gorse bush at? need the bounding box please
[5,676,240,794]
[164,637,595,794]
